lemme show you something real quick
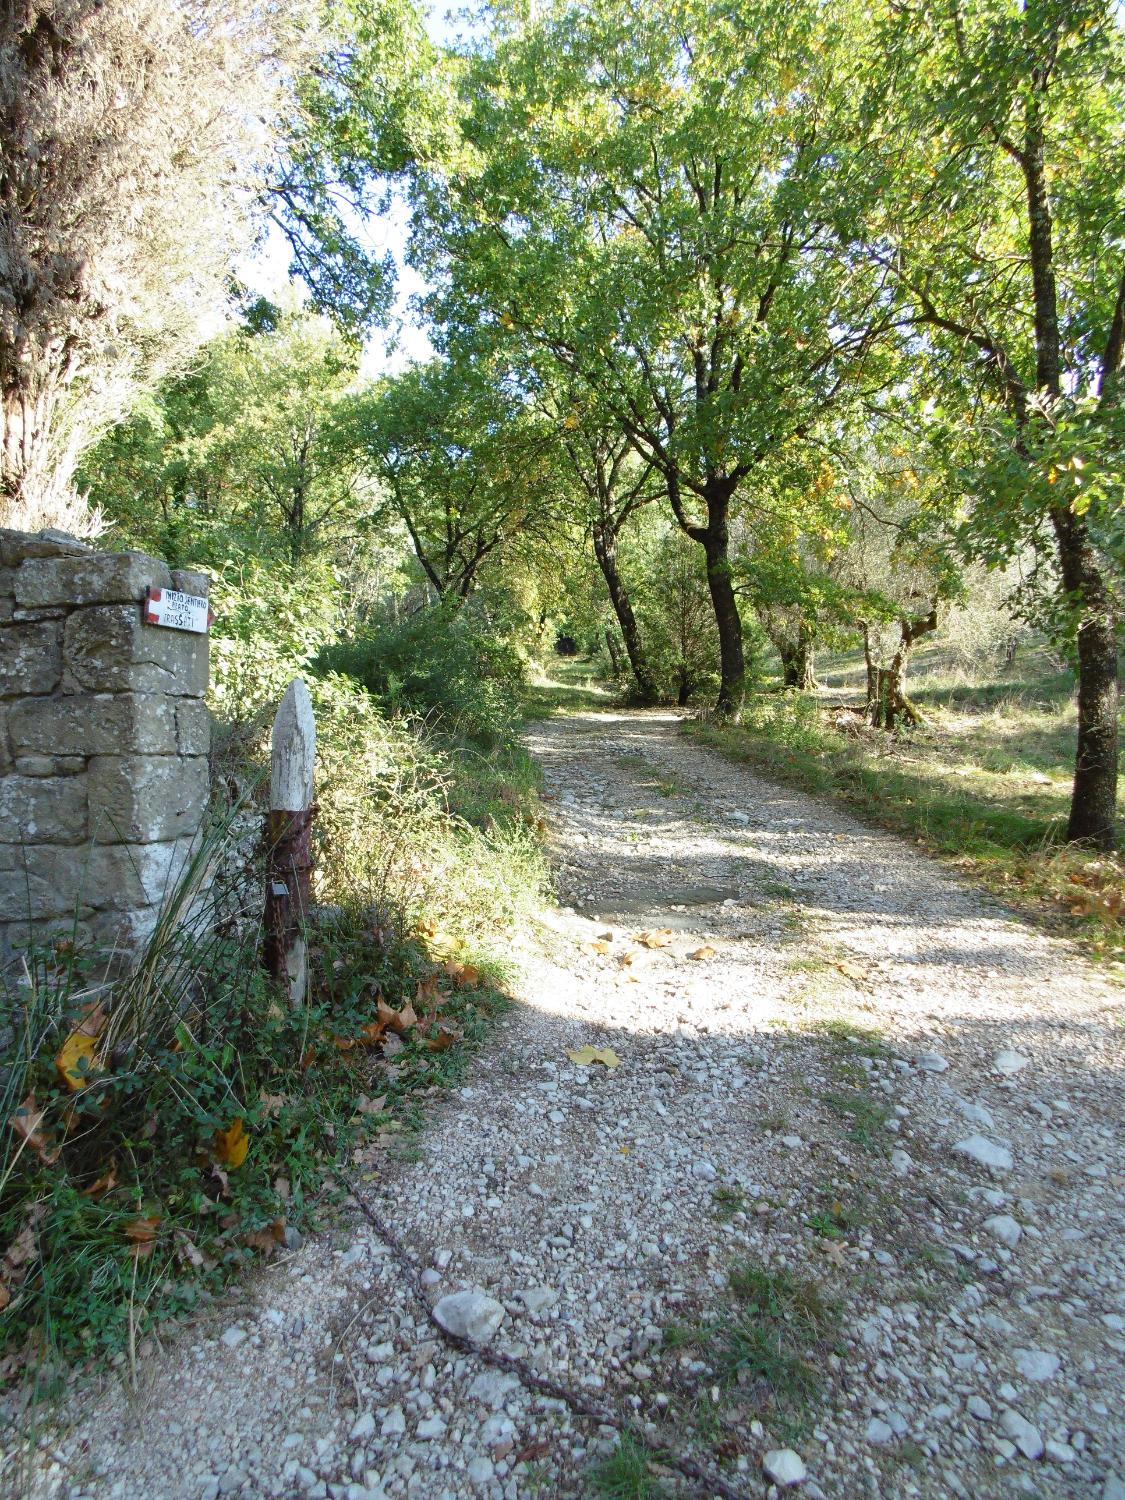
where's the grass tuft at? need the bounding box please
[590,1434,668,1499]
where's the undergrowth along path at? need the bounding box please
[24,709,1125,1500]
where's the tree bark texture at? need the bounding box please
[1052,507,1119,848]
[593,525,660,703]
[702,520,745,718]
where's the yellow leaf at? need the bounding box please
[55,1030,100,1092]
[214,1118,249,1169]
[635,928,674,949]
[687,945,716,960]
[1047,467,1058,484]
[565,1045,621,1069]
[833,960,868,983]
[582,940,610,955]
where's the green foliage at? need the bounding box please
[317,605,527,748]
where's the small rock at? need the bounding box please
[1102,1476,1125,1500]
[1014,1349,1060,1382]
[415,1415,447,1440]
[466,1457,495,1486]
[780,1135,803,1150]
[220,1327,247,1349]
[200,1481,220,1500]
[1000,1408,1044,1460]
[691,1160,718,1180]
[967,1396,992,1421]
[890,1149,913,1176]
[993,1049,1030,1075]
[763,1448,807,1487]
[917,1052,949,1073]
[983,1214,1022,1249]
[1102,1314,1125,1332]
[953,1136,1013,1171]
[468,1370,520,1409]
[865,1418,895,1445]
[519,1286,557,1315]
[1045,1441,1077,1464]
[350,1414,376,1443]
[432,1291,505,1343]
[380,1407,406,1438]
[957,1098,996,1129]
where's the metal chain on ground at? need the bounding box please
[346,1181,754,1500]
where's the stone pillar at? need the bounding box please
[0,528,211,960]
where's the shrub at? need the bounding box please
[317,606,526,748]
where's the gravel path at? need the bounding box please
[21,709,1125,1500]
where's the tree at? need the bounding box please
[411,0,902,717]
[0,0,310,531]
[866,0,1124,845]
[351,356,565,602]
[78,308,367,568]
[536,381,662,702]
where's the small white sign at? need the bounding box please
[144,587,212,634]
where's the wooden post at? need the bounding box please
[264,678,316,1006]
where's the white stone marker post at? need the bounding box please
[264,678,316,1006]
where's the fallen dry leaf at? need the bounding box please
[8,1095,60,1165]
[687,945,717,960]
[242,1219,286,1255]
[354,1094,388,1116]
[635,928,674,949]
[55,1003,108,1092]
[214,1119,249,1169]
[617,950,637,967]
[81,1162,119,1198]
[421,1023,460,1052]
[377,998,418,1035]
[175,1231,206,1269]
[819,1239,849,1268]
[582,940,610,956]
[833,959,868,983]
[443,959,480,988]
[124,1215,160,1258]
[566,1045,621,1069]
[416,972,440,1005]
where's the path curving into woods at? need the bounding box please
[26,710,1125,1500]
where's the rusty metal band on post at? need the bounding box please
[263,804,317,986]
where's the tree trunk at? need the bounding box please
[604,627,625,676]
[1052,507,1118,849]
[866,608,936,732]
[593,525,660,703]
[702,520,745,719]
[779,624,817,690]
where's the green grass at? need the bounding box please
[662,1258,837,1445]
[802,1018,891,1058]
[523,656,621,718]
[590,1435,668,1499]
[822,1088,891,1149]
[690,644,1125,960]
[711,1185,748,1219]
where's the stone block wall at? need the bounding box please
[0,528,211,959]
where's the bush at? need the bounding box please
[317,606,526,748]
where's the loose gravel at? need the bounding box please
[18,709,1125,1500]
